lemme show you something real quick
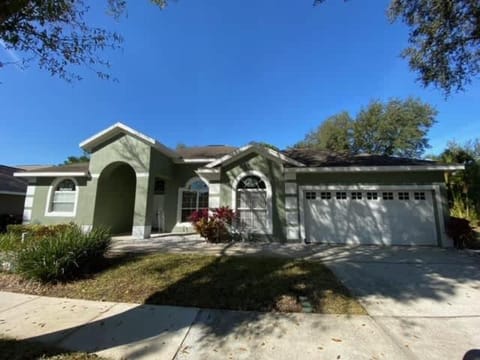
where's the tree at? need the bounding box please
[0,0,167,81]
[353,98,437,158]
[62,152,90,165]
[315,0,480,95]
[435,140,480,223]
[248,141,280,152]
[294,98,437,158]
[294,112,353,153]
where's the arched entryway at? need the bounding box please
[93,162,136,235]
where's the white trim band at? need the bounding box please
[14,172,88,177]
[285,165,464,173]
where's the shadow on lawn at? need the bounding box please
[12,246,480,359]
[18,248,356,358]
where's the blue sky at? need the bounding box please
[1,0,479,166]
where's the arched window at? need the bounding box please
[179,177,209,222]
[47,178,78,216]
[235,174,270,233]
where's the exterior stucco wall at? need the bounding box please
[220,153,286,241]
[29,177,88,225]
[0,194,25,216]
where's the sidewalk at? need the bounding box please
[0,291,412,360]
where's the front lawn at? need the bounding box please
[0,253,365,314]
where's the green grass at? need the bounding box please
[0,253,365,314]
[0,337,105,360]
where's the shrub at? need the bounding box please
[7,223,74,239]
[16,225,111,283]
[189,207,237,243]
[0,214,22,233]
[446,217,476,249]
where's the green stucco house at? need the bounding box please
[14,123,462,246]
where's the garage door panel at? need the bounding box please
[305,189,437,246]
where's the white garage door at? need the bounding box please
[305,189,438,245]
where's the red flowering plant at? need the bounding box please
[189,207,237,243]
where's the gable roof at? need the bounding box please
[80,122,180,159]
[204,144,305,169]
[0,165,28,195]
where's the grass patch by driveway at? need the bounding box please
[0,253,365,314]
[0,337,105,360]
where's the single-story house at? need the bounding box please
[0,165,28,228]
[14,123,463,246]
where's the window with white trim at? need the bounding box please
[180,178,209,222]
[306,191,317,200]
[414,191,426,200]
[236,175,267,232]
[367,192,378,200]
[398,192,410,200]
[351,192,362,200]
[336,192,347,200]
[320,191,331,200]
[49,179,77,214]
[382,192,394,200]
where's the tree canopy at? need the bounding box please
[62,153,90,165]
[2,1,479,93]
[315,0,480,95]
[0,0,167,81]
[294,98,437,158]
[433,139,480,223]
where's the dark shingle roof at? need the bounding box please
[176,146,238,159]
[0,165,27,194]
[25,162,90,173]
[282,148,437,167]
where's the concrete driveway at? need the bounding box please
[316,246,480,359]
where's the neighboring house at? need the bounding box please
[0,165,28,220]
[14,123,463,246]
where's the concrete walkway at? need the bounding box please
[0,291,478,360]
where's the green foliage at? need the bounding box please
[353,98,437,157]
[295,112,353,153]
[249,141,281,152]
[0,1,166,81]
[15,225,111,283]
[0,232,24,253]
[450,195,479,225]
[315,0,480,95]
[388,0,480,95]
[437,139,480,223]
[294,98,437,158]
[7,223,75,239]
[446,216,477,249]
[62,152,90,165]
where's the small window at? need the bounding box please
[49,179,77,215]
[336,192,347,200]
[320,192,331,200]
[154,178,165,195]
[414,192,426,200]
[382,192,394,200]
[306,191,317,200]
[398,192,410,200]
[367,192,378,200]
[351,192,362,200]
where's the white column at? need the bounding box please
[22,180,36,224]
[284,176,300,242]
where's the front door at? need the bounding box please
[152,178,166,232]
